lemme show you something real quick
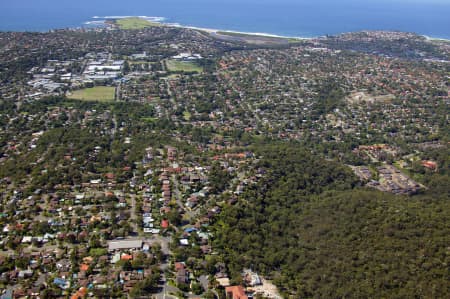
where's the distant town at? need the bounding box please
[0,18,449,299]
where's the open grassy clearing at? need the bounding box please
[183,111,192,121]
[346,91,395,104]
[67,86,115,102]
[165,59,203,73]
[141,117,158,123]
[115,17,161,30]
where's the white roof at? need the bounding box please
[108,239,143,251]
[111,253,121,264]
[87,65,121,71]
[22,236,33,243]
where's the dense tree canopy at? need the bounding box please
[212,144,450,298]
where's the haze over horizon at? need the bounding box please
[0,0,449,38]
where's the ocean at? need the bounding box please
[0,0,449,39]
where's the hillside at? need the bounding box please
[212,144,450,298]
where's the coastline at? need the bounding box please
[91,16,450,42]
[86,15,315,40]
[174,24,313,40]
[1,14,449,42]
[422,35,450,43]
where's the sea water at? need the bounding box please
[0,0,449,39]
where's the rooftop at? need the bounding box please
[108,239,143,251]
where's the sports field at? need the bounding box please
[67,86,115,102]
[165,60,203,73]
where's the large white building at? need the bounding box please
[108,239,143,251]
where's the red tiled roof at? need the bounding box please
[161,219,170,229]
[175,262,185,271]
[225,285,248,299]
[121,254,133,261]
[421,160,437,169]
[79,264,89,271]
[105,173,115,179]
[71,287,88,299]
